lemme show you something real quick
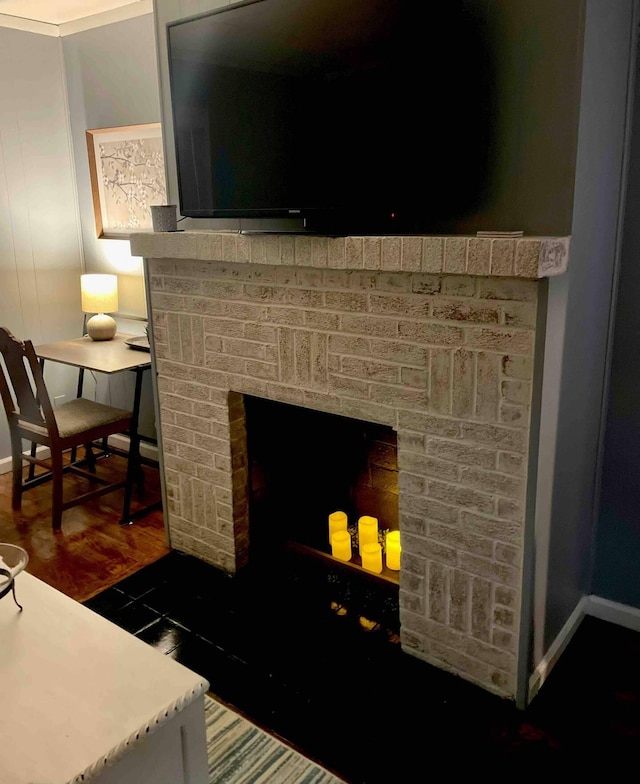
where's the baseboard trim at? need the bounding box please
[528,593,640,703]
[108,434,159,463]
[528,597,588,703]
[0,445,51,474]
[585,594,640,631]
[0,436,158,475]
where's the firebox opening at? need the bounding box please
[244,394,398,561]
[243,394,400,634]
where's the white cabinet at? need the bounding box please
[0,572,209,784]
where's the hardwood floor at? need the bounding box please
[0,451,169,602]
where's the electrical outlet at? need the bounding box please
[53,395,65,407]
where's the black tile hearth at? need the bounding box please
[83,550,640,782]
[83,586,133,617]
[135,616,190,654]
[108,601,163,635]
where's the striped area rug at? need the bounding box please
[205,694,347,784]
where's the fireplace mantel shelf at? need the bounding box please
[130,230,569,280]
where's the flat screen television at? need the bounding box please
[167,0,494,236]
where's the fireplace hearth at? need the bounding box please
[132,229,569,701]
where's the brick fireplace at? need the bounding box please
[131,230,569,701]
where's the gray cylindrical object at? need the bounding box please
[151,204,178,232]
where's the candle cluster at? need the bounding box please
[328,511,401,573]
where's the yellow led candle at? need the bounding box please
[361,542,383,574]
[385,530,401,571]
[358,515,378,554]
[328,511,348,545]
[331,530,352,562]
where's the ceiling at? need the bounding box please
[0,0,144,25]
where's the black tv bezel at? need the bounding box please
[165,1,433,235]
[166,0,492,236]
[172,206,423,236]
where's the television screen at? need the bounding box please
[167,0,494,235]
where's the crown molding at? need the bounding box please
[0,13,58,36]
[0,1,152,37]
[59,0,152,36]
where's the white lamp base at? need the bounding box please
[86,313,117,341]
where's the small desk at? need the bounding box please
[34,334,159,526]
[0,572,209,784]
[34,333,152,376]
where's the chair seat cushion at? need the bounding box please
[54,398,132,438]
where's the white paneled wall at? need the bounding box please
[0,26,84,462]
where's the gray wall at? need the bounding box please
[533,0,637,662]
[62,12,161,438]
[463,0,585,236]
[63,12,160,318]
[0,27,84,461]
[594,21,640,607]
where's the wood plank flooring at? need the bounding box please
[0,452,169,602]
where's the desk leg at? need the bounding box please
[120,368,144,526]
[70,367,85,465]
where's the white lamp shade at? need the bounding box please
[81,274,118,314]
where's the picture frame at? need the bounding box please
[86,123,167,239]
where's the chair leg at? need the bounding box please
[51,450,64,531]
[28,441,37,480]
[84,443,96,473]
[10,435,23,511]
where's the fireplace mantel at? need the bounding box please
[130,230,570,279]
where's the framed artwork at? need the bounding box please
[86,123,167,239]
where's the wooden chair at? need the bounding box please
[0,326,135,530]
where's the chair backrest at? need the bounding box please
[0,327,57,437]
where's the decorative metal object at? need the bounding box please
[0,543,29,610]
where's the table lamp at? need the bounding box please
[81,274,118,341]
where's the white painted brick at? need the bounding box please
[377,272,411,292]
[428,479,495,515]
[490,239,515,276]
[444,237,466,273]
[460,511,522,544]
[467,239,491,275]
[381,237,402,271]
[422,238,444,273]
[143,236,550,701]
[427,437,497,470]
[341,313,398,337]
[401,237,422,272]
[363,237,382,269]
[428,522,493,560]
